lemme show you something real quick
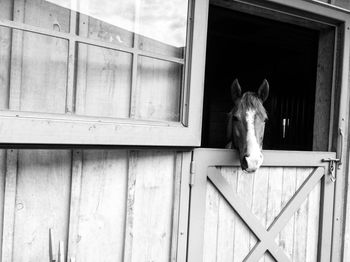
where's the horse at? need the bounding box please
[226,79,269,172]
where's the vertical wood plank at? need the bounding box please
[135,57,182,121]
[176,152,191,262]
[123,150,137,262]
[73,150,128,261]
[203,182,219,262]
[67,150,83,261]
[170,153,182,262]
[0,0,13,109]
[124,151,176,262]
[16,0,69,113]
[75,8,133,118]
[0,150,7,257]
[251,167,269,262]
[292,168,310,262]
[305,180,321,262]
[66,2,77,113]
[75,14,89,115]
[234,169,256,261]
[265,167,283,262]
[9,0,25,110]
[216,167,238,262]
[12,150,71,262]
[1,150,18,262]
[313,29,334,151]
[130,0,140,118]
[277,168,297,260]
[76,44,132,118]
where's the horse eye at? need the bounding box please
[232,115,240,121]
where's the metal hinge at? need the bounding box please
[190,160,196,186]
[322,158,340,182]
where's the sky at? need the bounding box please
[46,0,188,47]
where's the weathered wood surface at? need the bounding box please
[0,149,183,262]
[12,150,71,262]
[203,166,321,262]
[75,43,132,118]
[135,57,182,121]
[11,0,69,113]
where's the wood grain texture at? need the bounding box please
[292,169,310,262]
[135,57,182,121]
[234,169,256,261]
[216,167,238,262]
[21,0,70,32]
[0,150,7,257]
[11,0,69,113]
[0,0,13,110]
[1,150,18,262]
[19,32,68,113]
[313,29,334,151]
[125,150,176,262]
[75,44,132,118]
[73,150,128,262]
[203,182,219,262]
[278,168,297,260]
[305,181,321,262]
[12,150,71,262]
[87,15,134,47]
[265,167,283,262]
[203,166,322,262]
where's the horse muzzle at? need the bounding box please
[241,153,263,172]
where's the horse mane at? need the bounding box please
[239,92,267,119]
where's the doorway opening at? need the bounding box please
[201,4,335,151]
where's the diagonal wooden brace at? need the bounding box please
[207,166,324,262]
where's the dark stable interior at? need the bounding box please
[201,5,319,150]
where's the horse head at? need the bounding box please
[227,79,269,172]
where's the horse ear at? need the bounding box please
[258,79,269,102]
[231,79,242,101]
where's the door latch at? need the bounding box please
[322,158,340,182]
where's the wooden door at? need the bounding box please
[187,149,336,262]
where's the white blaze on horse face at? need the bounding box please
[245,110,263,171]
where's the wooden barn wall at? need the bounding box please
[0,149,187,262]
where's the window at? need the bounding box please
[0,0,208,146]
[201,2,343,152]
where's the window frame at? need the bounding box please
[0,0,209,146]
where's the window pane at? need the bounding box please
[73,0,188,57]
[0,0,71,33]
[0,26,11,110]
[77,0,135,47]
[136,57,182,121]
[138,0,188,58]
[12,29,68,113]
[75,44,132,118]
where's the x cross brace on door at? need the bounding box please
[207,166,325,262]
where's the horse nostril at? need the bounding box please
[244,154,250,159]
[242,157,248,170]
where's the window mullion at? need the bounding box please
[129,0,141,119]
[66,8,78,114]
